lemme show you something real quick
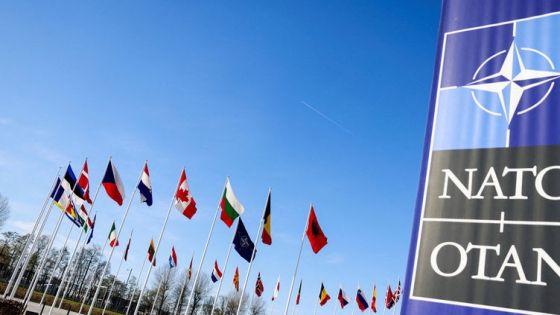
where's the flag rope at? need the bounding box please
[101,229,134,315]
[173,251,193,315]
[125,251,149,315]
[3,168,61,298]
[283,205,312,315]
[209,224,238,315]
[22,162,86,305]
[57,179,104,310]
[86,162,145,315]
[132,168,184,315]
[38,224,75,306]
[183,178,228,315]
[235,188,270,315]
[21,204,65,305]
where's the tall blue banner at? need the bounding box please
[403,1,560,314]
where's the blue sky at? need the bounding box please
[0,1,440,313]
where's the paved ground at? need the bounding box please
[25,301,80,315]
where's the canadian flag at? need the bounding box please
[174,169,197,219]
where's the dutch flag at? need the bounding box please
[137,162,153,206]
[169,246,178,268]
[211,260,223,283]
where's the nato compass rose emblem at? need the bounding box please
[464,41,560,147]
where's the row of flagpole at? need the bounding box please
[2,158,401,315]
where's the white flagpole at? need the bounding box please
[12,164,75,300]
[210,226,238,315]
[173,252,193,315]
[77,233,110,314]
[283,205,312,315]
[392,277,399,315]
[332,285,340,315]
[22,160,85,306]
[125,254,149,315]
[58,215,102,308]
[21,206,65,306]
[382,283,387,315]
[47,224,86,313]
[236,189,270,315]
[133,169,183,315]
[101,229,134,315]
[57,179,103,309]
[183,178,228,315]
[86,162,145,315]
[150,269,167,315]
[3,168,61,298]
[312,296,319,315]
[38,223,75,306]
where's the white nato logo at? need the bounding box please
[464,42,560,125]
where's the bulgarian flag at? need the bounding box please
[108,222,119,247]
[220,178,245,227]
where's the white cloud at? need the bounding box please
[6,220,35,234]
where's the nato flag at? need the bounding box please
[233,218,256,263]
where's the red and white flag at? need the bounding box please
[174,169,197,219]
[272,276,280,301]
[78,160,93,204]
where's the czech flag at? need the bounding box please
[102,160,126,206]
[356,288,369,312]
[169,246,178,268]
[211,260,222,283]
[338,288,349,308]
[138,162,153,206]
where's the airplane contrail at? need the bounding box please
[300,101,353,135]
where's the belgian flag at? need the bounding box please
[262,191,272,245]
[319,283,330,306]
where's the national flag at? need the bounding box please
[78,205,90,233]
[261,192,271,245]
[64,198,81,227]
[371,285,377,313]
[356,288,369,312]
[338,288,349,308]
[211,260,222,283]
[188,256,193,280]
[233,267,240,291]
[255,273,264,297]
[124,235,132,261]
[169,246,178,268]
[174,169,197,219]
[220,178,245,227]
[87,214,96,244]
[50,178,66,209]
[108,222,119,247]
[385,285,395,309]
[78,160,93,204]
[393,281,401,304]
[148,239,156,266]
[62,165,86,205]
[138,163,153,206]
[306,207,328,254]
[272,276,280,301]
[319,283,330,306]
[233,218,256,263]
[295,280,302,305]
[102,160,126,206]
